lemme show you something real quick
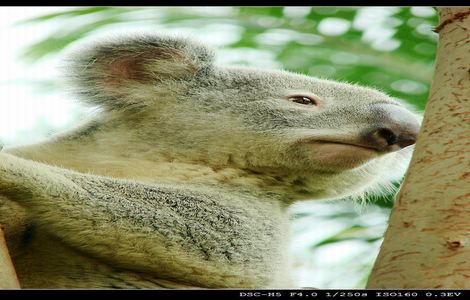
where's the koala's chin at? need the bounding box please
[277,134,416,201]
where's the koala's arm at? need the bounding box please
[0,152,219,280]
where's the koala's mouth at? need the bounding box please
[297,139,383,170]
[298,138,382,153]
[314,140,381,152]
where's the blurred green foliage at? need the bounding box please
[15,6,437,288]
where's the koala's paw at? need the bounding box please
[0,152,9,180]
[0,153,29,201]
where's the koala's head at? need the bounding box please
[67,33,421,201]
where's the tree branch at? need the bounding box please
[367,7,470,288]
[433,8,470,33]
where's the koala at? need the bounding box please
[0,33,421,289]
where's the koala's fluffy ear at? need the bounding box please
[66,34,215,109]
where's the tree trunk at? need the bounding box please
[0,226,20,288]
[367,7,470,289]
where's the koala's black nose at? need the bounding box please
[361,104,421,152]
[365,127,417,150]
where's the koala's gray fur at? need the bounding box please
[0,33,420,288]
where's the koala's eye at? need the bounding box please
[288,96,318,106]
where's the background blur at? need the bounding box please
[0,6,437,288]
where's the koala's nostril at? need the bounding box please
[363,127,417,152]
[396,136,417,148]
[376,128,398,146]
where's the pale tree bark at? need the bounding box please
[1,143,20,288]
[0,226,20,288]
[367,7,470,289]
